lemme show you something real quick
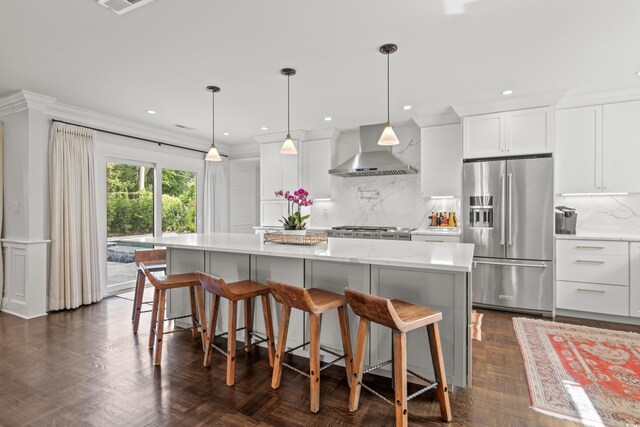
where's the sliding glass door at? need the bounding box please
[106,162,155,288]
[161,168,197,235]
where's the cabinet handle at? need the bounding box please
[423,240,444,243]
[576,260,605,264]
[577,288,606,293]
[575,246,605,249]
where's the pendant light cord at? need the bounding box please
[211,91,215,146]
[387,52,390,124]
[287,74,290,134]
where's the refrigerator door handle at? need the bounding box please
[507,173,513,246]
[500,173,506,245]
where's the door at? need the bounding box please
[603,100,640,193]
[506,157,554,261]
[260,142,280,199]
[463,113,505,159]
[462,160,506,258]
[229,160,259,233]
[505,107,553,156]
[555,106,603,194]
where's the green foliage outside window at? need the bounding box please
[106,164,196,236]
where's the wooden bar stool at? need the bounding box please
[132,249,167,334]
[142,264,207,366]
[195,272,275,387]
[267,280,354,414]
[345,288,452,426]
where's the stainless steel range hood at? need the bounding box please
[329,123,418,177]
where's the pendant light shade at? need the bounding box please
[378,122,399,146]
[378,44,400,146]
[206,85,222,162]
[281,68,297,155]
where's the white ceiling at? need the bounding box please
[1,0,639,147]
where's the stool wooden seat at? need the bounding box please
[196,273,275,387]
[267,280,354,414]
[141,264,207,366]
[345,288,452,426]
[132,249,167,334]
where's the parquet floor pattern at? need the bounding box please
[1,296,639,426]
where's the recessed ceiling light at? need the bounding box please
[501,90,513,96]
[324,117,332,121]
[223,132,230,136]
[260,126,269,131]
[402,105,412,110]
[146,110,157,114]
[636,71,640,76]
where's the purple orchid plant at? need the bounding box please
[274,188,314,230]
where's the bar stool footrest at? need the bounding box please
[210,329,268,356]
[281,342,347,376]
[357,361,439,405]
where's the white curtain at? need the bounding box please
[49,122,101,310]
[203,159,229,233]
[0,123,4,308]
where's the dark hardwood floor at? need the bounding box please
[1,296,639,426]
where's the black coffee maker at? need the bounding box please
[555,206,577,234]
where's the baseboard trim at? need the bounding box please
[1,307,48,320]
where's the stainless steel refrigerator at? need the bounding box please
[463,156,554,315]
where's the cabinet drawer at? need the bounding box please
[557,253,629,286]
[556,281,629,316]
[556,239,628,256]
[411,235,460,243]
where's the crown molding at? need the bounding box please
[452,89,568,117]
[556,86,640,109]
[0,89,225,155]
[413,112,460,128]
[0,90,57,118]
[304,128,343,142]
[227,142,260,160]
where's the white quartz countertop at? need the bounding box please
[411,228,462,236]
[555,232,640,242]
[123,233,475,272]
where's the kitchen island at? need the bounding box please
[126,233,475,387]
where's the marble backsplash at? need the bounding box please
[555,194,640,234]
[308,120,461,229]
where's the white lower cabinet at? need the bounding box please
[411,234,461,243]
[631,242,640,318]
[556,281,629,316]
[556,238,632,319]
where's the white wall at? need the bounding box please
[307,121,460,229]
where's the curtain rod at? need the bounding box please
[51,119,229,158]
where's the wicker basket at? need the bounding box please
[263,231,328,245]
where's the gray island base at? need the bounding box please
[127,233,475,388]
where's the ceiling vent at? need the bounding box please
[96,0,156,15]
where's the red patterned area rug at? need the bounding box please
[513,318,640,427]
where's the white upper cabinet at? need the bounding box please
[260,141,300,200]
[420,124,462,198]
[301,138,334,200]
[505,107,554,156]
[603,100,640,193]
[555,100,640,195]
[555,106,603,194]
[463,107,554,159]
[463,112,504,159]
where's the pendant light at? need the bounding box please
[205,85,222,162]
[280,68,297,155]
[378,43,400,146]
